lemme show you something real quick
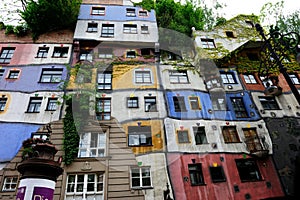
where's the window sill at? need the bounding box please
[45,109,56,112]
[25,111,40,113]
[129,144,153,147]
[35,57,47,59]
[191,183,206,186]
[131,186,153,190]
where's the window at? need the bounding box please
[0,97,7,111]
[79,50,93,61]
[231,97,248,118]
[243,74,257,84]
[126,50,136,58]
[211,92,227,110]
[2,176,18,192]
[259,96,280,110]
[144,97,157,112]
[0,69,5,78]
[66,173,104,200]
[128,126,152,146]
[289,73,300,84]
[52,47,68,57]
[46,98,57,111]
[225,31,236,38]
[91,7,105,15]
[126,8,136,17]
[135,70,151,83]
[27,97,42,113]
[87,23,98,32]
[141,25,149,34]
[36,47,49,58]
[260,76,273,88]
[193,127,207,144]
[235,159,262,182]
[0,47,15,63]
[222,126,240,143]
[177,130,190,143]
[31,133,49,140]
[220,71,236,84]
[188,163,204,185]
[201,38,215,49]
[78,132,106,157]
[141,48,151,56]
[99,48,113,59]
[243,128,263,152]
[173,96,187,112]
[169,70,189,83]
[127,97,139,108]
[97,72,112,90]
[131,167,152,188]
[101,24,114,37]
[40,69,63,83]
[7,70,20,79]
[123,24,137,34]
[96,98,111,120]
[209,166,226,182]
[189,96,201,110]
[139,10,148,16]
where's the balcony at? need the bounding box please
[245,136,269,158]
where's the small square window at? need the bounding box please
[139,10,148,16]
[209,166,226,182]
[144,97,157,112]
[126,8,136,17]
[27,97,42,113]
[78,132,106,157]
[141,25,149,34]
[189,96,201,110]
[0,47,15,63]
[2,176,18,192]
[36,47,49,58]
[91,7,105,15]
[177,130,190,143]
[200,38,215,49]
[127,97,138,108]
[52,47,69,57]
[8,70,20,79]
[220,71,236,84]
[126,51,136,58]
[87,23,98,32]
[260,76,273,88]
[243,74,257,84]
[46,98,57,111]
[0,97,7,111]
[188,163,204,185]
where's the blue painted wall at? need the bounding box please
[0,123,40,162]
[78,4,156,22]
[0,65,67,92]
[166,90,260,120]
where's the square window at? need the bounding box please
[7,70,20,79]
[259,96,280,110]
[243,74,257,84]
[127,97,139,108]
[177,130,190,143]
[222,126,240,143]
[169,70,189,83]
[36,47,49,58]
[141,25,149,34]
[87,23,98,32]
[2,176,18,192]
[225,31,236,38]
[289,73,300,84]
[189,96,201,110]
[0,47,15,63]
[128,126,152,146]
[193,127,207,144]
[46,98,57,111]
[97,72,112,90]
[101,24,114,37]
[188,163,204,185]
[200,38,215,49]
[52,47,69,57]
[135,70,151,83]
[96,98,111,120]
[144,97,157,112]
[78,132,106,157]
[139,10,148,16]
[123,24,137,34]
[126,50,136,58]
[126,8,136,17]
[91,7,105,15]
[231,97,248,118]
[235,159,262,182]
[27,97,42,113]
[98,48,113,59]
[79,50,93,61]
[220,71,236,84]
[131,167,152,188]
[40,69,63,83]
[0,97,7,111]
[243,128,263,152]
[173,96,187,112]
[209,166,226,182]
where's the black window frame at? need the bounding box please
[7,70,20,79]
[52,47,69,58]
[123,24,138,34]
[0,47,15,64]
[259,96,280,110]
[127,97,139,108]
[46,98,58,111]
[135,70,151,84]
[144,96,157,112]
[87,23,98,32]
[289,73,300,85]
[126,50,136,58]
[200,38,215,49]
[209,166,226,183]
[91,7,105,15]
[36,47,49,58]
[101,24,114,37]
[0,69,5,78]
[188,163,205,186]
[126,8,136,17]
[235,159,262,182]
[128,126,152,146]
[0,97,7,111]
[97,72,112,90]
[141,25,149,34]
[26,97,43,113]
[230,97,248,118]
[39,68,63,83]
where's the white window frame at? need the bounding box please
[220,71,236,84]
[2,176,18,192]
[200,38,215,49]
[130,167,152,188]
[78,132,106,158]
[169,70,189,83]
[135,70,152,84]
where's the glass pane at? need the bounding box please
[142,177,151,186]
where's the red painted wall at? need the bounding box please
[167,153,284,200]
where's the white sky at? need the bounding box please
[0,0,299,25]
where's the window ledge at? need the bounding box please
[131,186,153,190]
[25,111,40,114]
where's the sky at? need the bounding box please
[0,0,299,25]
